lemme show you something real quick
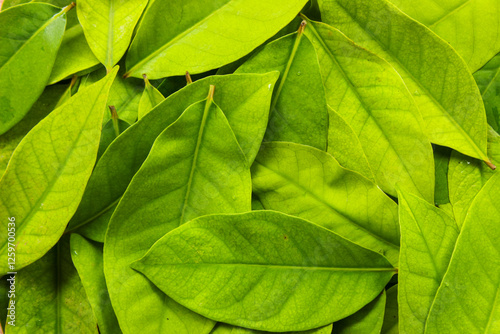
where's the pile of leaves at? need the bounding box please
[0,0,499,333]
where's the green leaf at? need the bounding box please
[70,234,120,334]
[236,26,328,150]
[5,237,97,334]
[76,203,117,243]
[474,53,500,132]
[96,118,130,161]
[67,73,277,233]
[0,276,8,331]
[0,68,118,275]
[381,285,398,334]
[79,66,143,125]
[448,127,500,227]
[433,145,452,205]
[303,18,435,201]
[252,142,400,265]
[77,0,148,70]
[210,323,333,334]
[327,106,376,182]
[388,0,500,72]
[124,0,308,78]
[398,191,459,334]
[332,292,386,334]
[138,75,165,119]
[48,24,100,85]
[132,211,395,332]
[0,3,69,135]
[319,0,490,163]
[104,92,251,334]
[0,85,68,176]
[425,172,500,333]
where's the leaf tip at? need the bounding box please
[64,2,76,13]
[142,73,150,85]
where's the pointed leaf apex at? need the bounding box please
[298,20,307,34]
[142,73,151,86]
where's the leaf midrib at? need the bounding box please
[127,0,232,76]
[331,2,487,161]
[106,0,114,69]
[158,262,396,272]
[428,0,473,28]
[179,99,212,224]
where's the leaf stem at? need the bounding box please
[185,71,193,85]
[485,160,497,170]
[109,106,120,137]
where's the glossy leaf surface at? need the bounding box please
[426,172,500,333]
[319,0,489,162]
[133,211,395,332]
[252,142,400,265]
[104,96,251,334]
[71,234,120,334]
[398,191,459,333]
[68,73,277,233]
[125,0,308,78]
[389,0,500,71]
[304,19,434,201]
[381,286,398,334]
[77,0,148,70]
[236,30,328,150]
[5,237,97,334]
[0,3,67,134]
[0,68,117,275]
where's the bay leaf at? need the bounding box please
[132,211,395,332]
[303,18,435,201]
[319,0,490,163]
[124,0,308,78]
[0,3,69,134]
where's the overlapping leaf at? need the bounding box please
[398,191,459,333]
[252,142,400,265]
[474,53,500,132]
[303,18,434,201]
[104,93,251,334]
[125,0,308,78]
[332,292,386,334]
[67,73,277,233]
[389,0,500,71]
[0,68,117,275]
[77,0,148,70]
[48,24,100,84]
[426,172,500,333]
[138,75,165,119]
[0,3,68,134]
[71,234,120,334]
[132,211,395,332]
[236,25,328,150]
[448,128,500,227]
[319,0,489,163]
